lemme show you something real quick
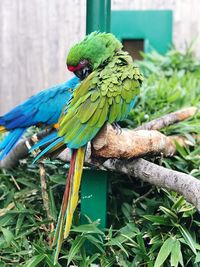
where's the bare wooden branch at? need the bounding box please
[135,107,198,131]
[58,148,200,212]
[93,123,200,159]
[92,124,185,158]
[102,158,200,212]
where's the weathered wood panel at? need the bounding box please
[0,0,200,114]
[0,0,86,114]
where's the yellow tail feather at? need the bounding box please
[48,142,64,154]
[64,146,85,238]
[53,146,86,264]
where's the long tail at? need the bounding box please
[53,146,86,264]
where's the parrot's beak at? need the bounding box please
[74,66,92,80]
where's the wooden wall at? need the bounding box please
[0,0,86,114]
[0,0,199,114]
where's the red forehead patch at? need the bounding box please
[67,64,82,72]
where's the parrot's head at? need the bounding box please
[66,32,122,80]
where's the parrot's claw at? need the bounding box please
[111,122,122,135]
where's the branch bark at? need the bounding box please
[92,124,198,158]
[135,107,197,131]
[92,124,176,158]
[58,149,200,212]
[102,158,200,212]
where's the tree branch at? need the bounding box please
[92,124,199,158]
[135,107,197,131]
[92,124,175,158]
[58,149,200,212]
[102,158,200,212]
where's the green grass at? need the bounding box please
[1,47,200,266]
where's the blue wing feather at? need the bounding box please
[0,129,25,160]
[0,76,79,130]
[30,131,58,152]
[0,76,79,160]
[33,136,64,163]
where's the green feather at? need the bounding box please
[109,101,121,123]
[59,115,77,138]
[108,98,113,105]
[115,95,121,103]
[60,117,82,143]
[123,79,133,90]
[79,98,100,124]
[99,96,106,108]
[97,100,109,127]
[80,92,92,104]
[91,90,100,102]
[88,107,102,127]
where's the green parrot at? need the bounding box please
[34,32,143,263]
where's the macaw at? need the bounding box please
[34,32,143,262]
[0,76,79,160]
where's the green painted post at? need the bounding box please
[80,0,111,232]
[81,170,108,229]
[86,0,111,34]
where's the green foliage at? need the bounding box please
[1,47,200,266]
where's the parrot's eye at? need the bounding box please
[79,59,89,67]
[80,60,86,65]
[74,60,92,80]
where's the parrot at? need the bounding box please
[0,76,79,161]
[33,31,143,263]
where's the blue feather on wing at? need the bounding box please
[0,76,79,160]
[0,129,25,160]
[33,136,64,163]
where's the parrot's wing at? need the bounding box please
[59,55,143,149]
[0,76,79,130]
[0,76,79,159]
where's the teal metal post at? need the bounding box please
[81,0,111,231]
[81,170,108,229]
[86,0,111,34]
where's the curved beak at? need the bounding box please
[74,66,92,80]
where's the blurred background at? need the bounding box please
[0,0,199,114]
